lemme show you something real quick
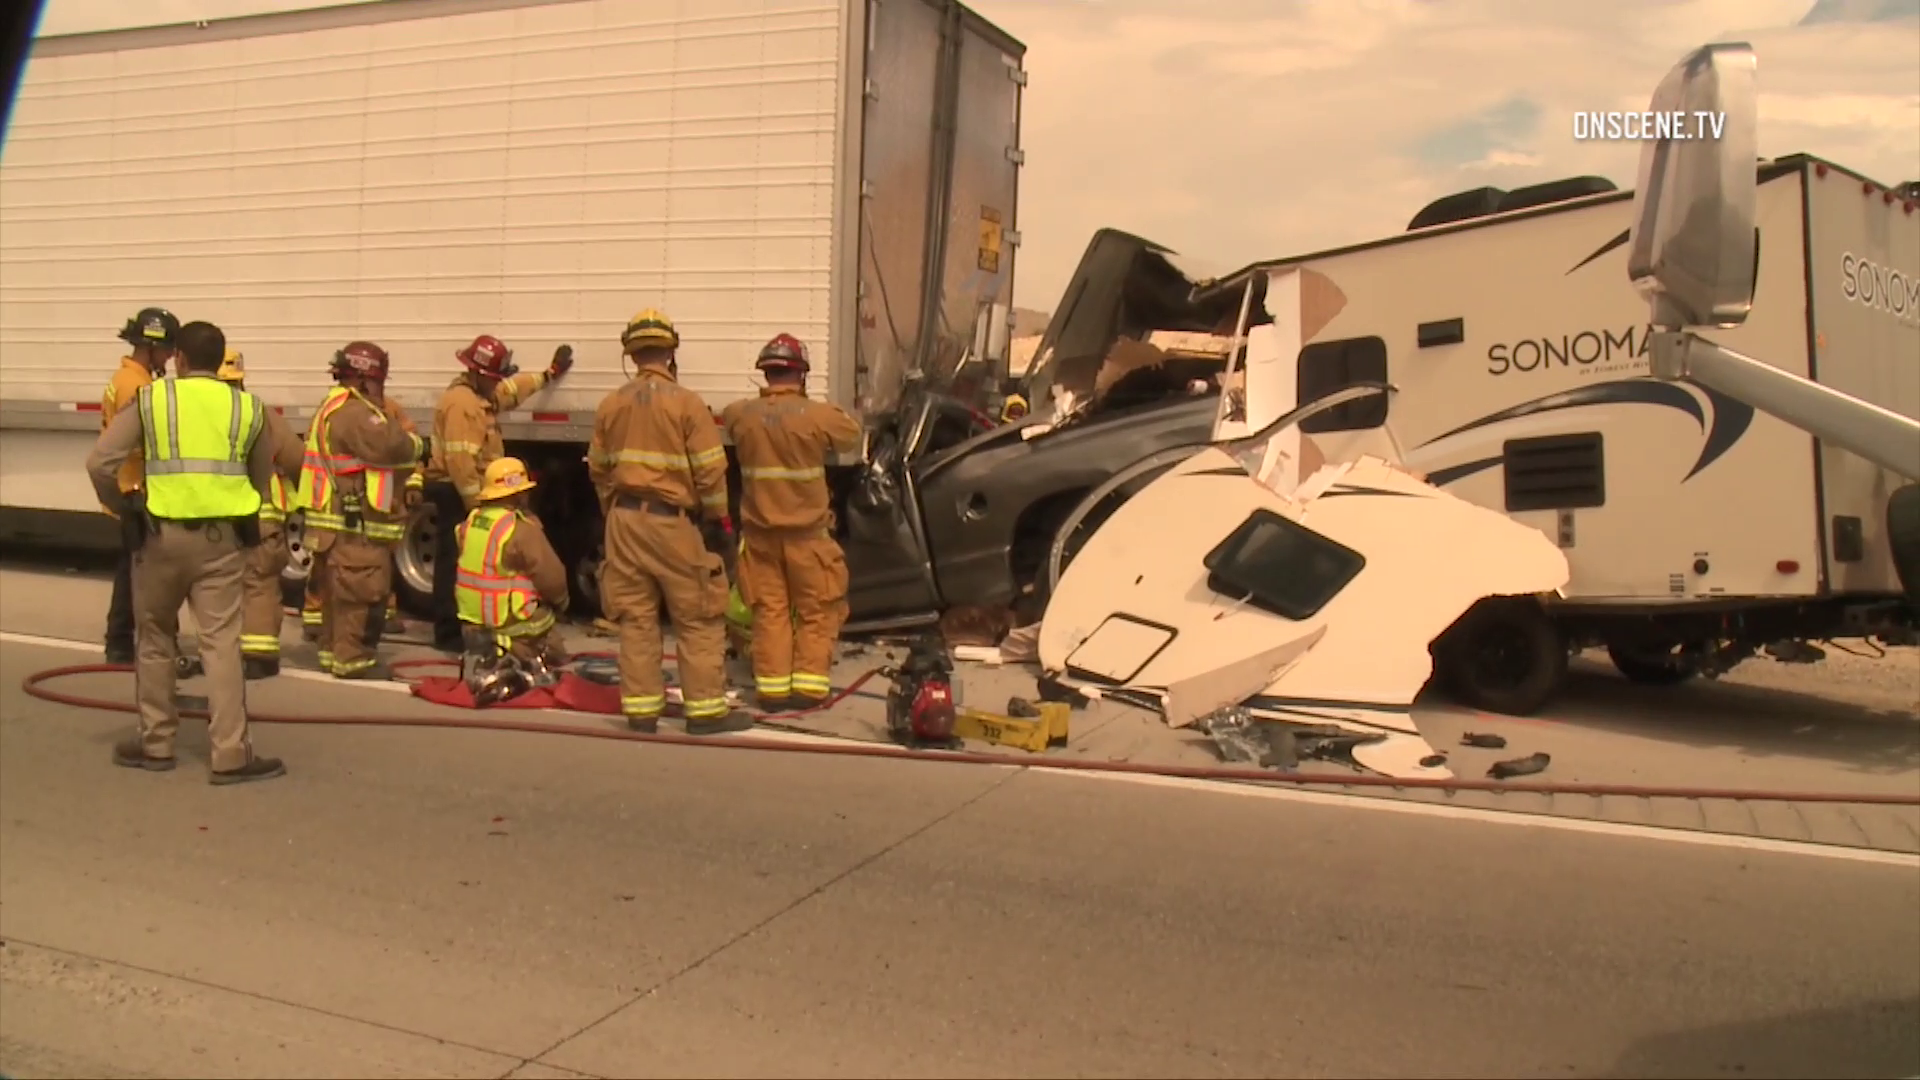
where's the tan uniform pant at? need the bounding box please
[740,527,850,700]
[316,531,393,676]
[241,522,290,659]
[133,520,256,772]
[602,506,730,721]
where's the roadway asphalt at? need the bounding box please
[2,627,1918,1079]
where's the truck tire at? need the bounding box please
[1605,642,1698,686]
[1889,483,1920,604]
[392,501,440,617]
[1433,597,1568,716]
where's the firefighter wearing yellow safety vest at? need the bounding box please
[425,334,576,653]
[719,334,863,709]
[216,349,306,678]
[297,341,430,680]
[453,457,571,669]
[587,309,750,736]
[299,383,420,641]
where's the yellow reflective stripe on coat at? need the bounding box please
[741,465,826,482]
[441,441,482,455]
[608,449,691,469]
[687,444,725,467]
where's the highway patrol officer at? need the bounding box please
[99,306,180,664]
[85,320,286,785]
[425,334,575,652]
[216,349,306,678]
[586,309,749,735]
[297,341,430,679]
[720,334,862,709]
[453,456,571,670]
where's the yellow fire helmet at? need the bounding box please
[478,456,537,502]
[620,308,679,352]
[1000,393,1029,422]
[216,349,245,383]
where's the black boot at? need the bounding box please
[686,710,755,737]
[243,655,281,680]
[626,715,660,734]
[210,756,287,786]
[112,737,176,772]
[104,643,135,665]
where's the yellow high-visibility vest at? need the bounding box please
[137,376,263,521]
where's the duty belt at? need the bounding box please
[613,493,693,519]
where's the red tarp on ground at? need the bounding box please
[409,673,623,715]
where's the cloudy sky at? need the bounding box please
[29,0,1920,308]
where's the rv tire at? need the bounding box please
[1889,483,1920,604]
[1433,598,1568,716]
[1605,643,1698,686]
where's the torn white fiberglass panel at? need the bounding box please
[1037,449,1570,762]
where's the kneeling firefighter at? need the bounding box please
[719,334,863,709]
[454,457,572,700]
[217,349,306,678]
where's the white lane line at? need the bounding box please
[1042,769,1920,868]
[6,630,1913,864]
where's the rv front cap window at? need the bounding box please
[1201,508,1367,621]
[1298,337,1390,433]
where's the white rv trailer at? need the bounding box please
[1044,153,1918,715]
[0,0,1025,606]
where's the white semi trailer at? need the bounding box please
[0,0,1025,610]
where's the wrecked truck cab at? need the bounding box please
[839,230,1253,631]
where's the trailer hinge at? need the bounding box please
[864,78,878,102]
[1007,66,1028,86]
[1005,229,1022,247]
[1005,147,1025,166]
[860,179,875,200]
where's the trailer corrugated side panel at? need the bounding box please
[0,0,847,418]
[1802,161,1920,594]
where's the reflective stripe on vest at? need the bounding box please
[259,473,292,524]
[137,377,264,520]
[453,507,550,635]
[297,387,403,535]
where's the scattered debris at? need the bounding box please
[999,623,1041,664]
[1488,752,1551,780]
[1006,696,1040,718]
[1035,674,1090,709]
[1460,733,1508,749]
[952,645,1004,664]
[1197,706,1268,764]
[1420,753,1448,769]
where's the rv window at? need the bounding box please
[1202,508,1366,621]
[1297,337,1389,433]
[1503,432,1606,511]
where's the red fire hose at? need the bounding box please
[19,660,1920,807]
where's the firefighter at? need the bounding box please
[425,334,575,653]
[300,385,420,640]
[1000,393,1030,423]
[586,309,749,735]
[215,349,305,678]
[99,306,180,664]
[720,334,863,709]
[453,456,570,670]
[297,341,431,679]
[85,320,286,784]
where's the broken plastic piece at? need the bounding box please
[1460,732,1508,749]
[1196,706,1268,765]
[1488,752,1550,780]
[1420,753,1448,768]
[1006,696,1040,718]
[1035,674,1089,709]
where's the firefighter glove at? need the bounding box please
[548,344,574,379]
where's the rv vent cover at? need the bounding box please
[1496,176,1619,215]
[1503,432,1606,512]
[1407,187,1506,231]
